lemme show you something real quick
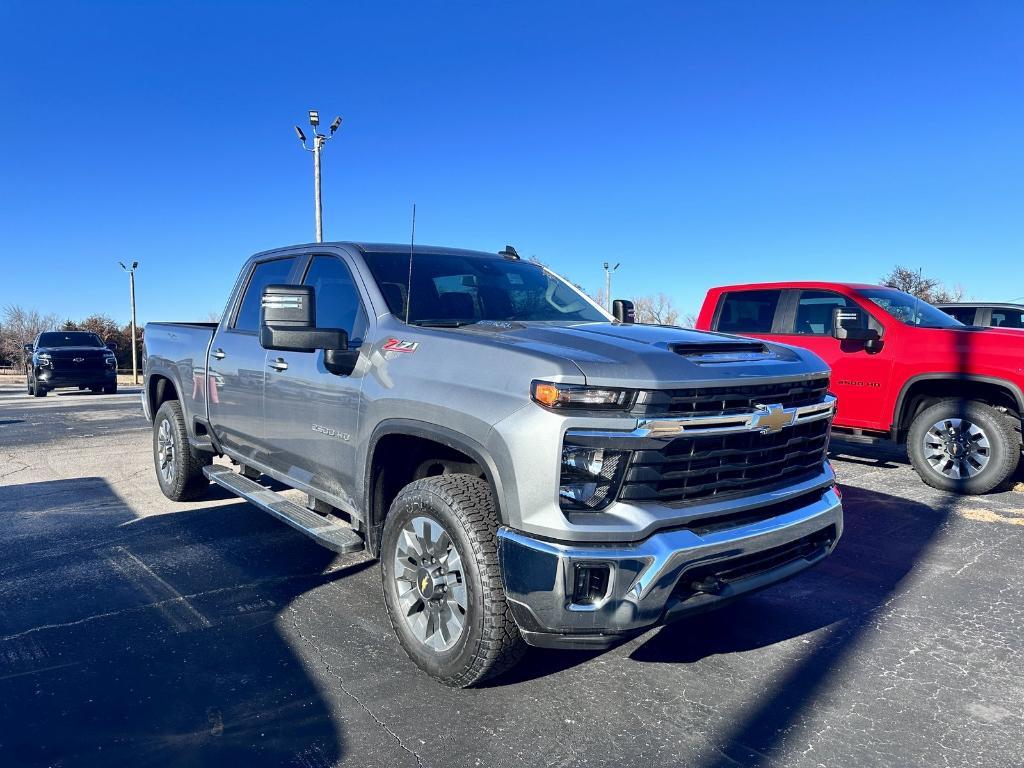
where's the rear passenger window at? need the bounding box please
[944,308,977,325]
[716,291,781,333]
[302,255,369,342]
[991,309,1024,329]
[794,291,851,335]
[233,258,297,331]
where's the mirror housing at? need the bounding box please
[106,342,117,351]
[832,306,880,344]
[23,342,33,354]
[612,299,635,324]
[259,284,349,354]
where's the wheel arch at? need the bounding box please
[893,374,1024,440]
[363,420,506,557]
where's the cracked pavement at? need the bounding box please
[0,384,1022,767]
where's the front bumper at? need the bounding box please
[497,485,842,649]
[36,368,116,389]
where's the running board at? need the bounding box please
[204,465,364,554]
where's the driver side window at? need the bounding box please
[302,255,369,343]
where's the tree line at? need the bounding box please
[0,305,141,370]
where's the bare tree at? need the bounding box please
[881,266,964,304]
[631,293,681,326]
[0,305,61,370]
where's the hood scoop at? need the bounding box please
[668,340,775,363]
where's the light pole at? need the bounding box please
[603,262,620,311]
[118,261,139,385]
[294,110,342,242]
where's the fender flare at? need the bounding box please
[363,419,507,550]
[892,373,1024,435]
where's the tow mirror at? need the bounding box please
[612,299,635,324]
[832,306,880,345]
[259,284,349,355]
[23,343,33,354]
[106,342,117,351]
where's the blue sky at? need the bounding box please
[2,1,1022,325]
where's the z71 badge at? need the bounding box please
[382,338,419,354]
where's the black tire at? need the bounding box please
[26,376,32,395]
[380,474,526,687]
[103,382,117,394]
[153,400,212,501]
[31,375,46,397]
[908,399,1021,494]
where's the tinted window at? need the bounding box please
[991,308,1024,329]
[233,257,296,331]
[859,288,961,328]
[361,251,607,325]
[716,290,781,333]
[37,332,104,347]
[941,307,978,325]
[302,255,369,342]
[794,291,851,335]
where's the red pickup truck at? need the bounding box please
[696,282,1024,494]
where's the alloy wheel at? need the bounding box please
[923,418,991,480]
[392,515,468,651]
[156,418,177,486]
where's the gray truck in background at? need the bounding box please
[142,241,843,686]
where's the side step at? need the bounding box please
[204,465,364,554]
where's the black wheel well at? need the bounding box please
[367,433,488,556]
[896,378,1022,439]
[147,375,178,420]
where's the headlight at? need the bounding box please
[37,353,52,367]
[559,446,628,510]
[532,381,635,410]
[104,354,117,368]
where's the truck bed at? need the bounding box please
[143,321,219,423]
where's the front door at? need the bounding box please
[772,289,895,430]
[208,255,298,464]
[262,253,371,512]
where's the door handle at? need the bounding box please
[212,348,226,360]
[268,357,288,371]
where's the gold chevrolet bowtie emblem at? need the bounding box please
[421,575,429,592]
[752,403,796,434]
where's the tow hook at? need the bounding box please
[690,575,725,594]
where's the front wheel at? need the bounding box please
[153,400,211,501]
[380,474,527,687]
[31,374,46,397]
[908,400,1021,494]
[103,382,117,394]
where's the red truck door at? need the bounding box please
[710,288,896,431]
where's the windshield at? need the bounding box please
[37,331,105,347]
[858,288,963,329]
[361,251,608,325]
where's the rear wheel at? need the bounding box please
[153,400,211,501]
[908,400,1020,494]
[380,474,526,687]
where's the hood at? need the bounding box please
[448,321,829,388]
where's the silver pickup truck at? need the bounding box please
[142,242,843,686]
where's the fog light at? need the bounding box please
[572,563,610,605]
[562,447,605,475]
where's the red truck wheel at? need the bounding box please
[908,400,1021,494]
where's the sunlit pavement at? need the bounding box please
[1,388,1021,767]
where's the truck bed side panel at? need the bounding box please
[143,322,217,438]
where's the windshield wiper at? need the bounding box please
[410,320,476,328]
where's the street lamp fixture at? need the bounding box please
[295,108,343,243]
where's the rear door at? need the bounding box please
[990,306,1024,329]
[208,255,299,464]
[262,253,371,510]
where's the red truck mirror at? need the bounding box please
[832,306,881,347]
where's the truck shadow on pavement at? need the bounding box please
[0,477,365,767]
[631,482,953,767]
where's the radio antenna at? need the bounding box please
[405,203,416,324]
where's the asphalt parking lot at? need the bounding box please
[1,383,1022,767]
